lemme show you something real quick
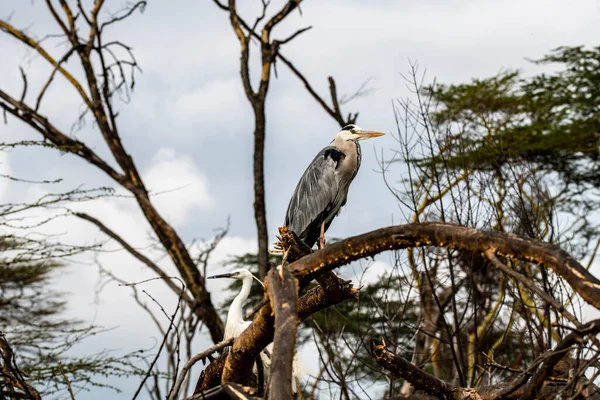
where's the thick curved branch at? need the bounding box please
[223,222,600,386]
[287,223,600,309]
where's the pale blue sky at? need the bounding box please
[2,0,600,398]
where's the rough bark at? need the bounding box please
[196,352,229,393]
[372,336,600,400]
[222,222,600,386]
[220,269,357,386]
[275,226,312,263]
[286,223,600,310]
[266,265,299,400]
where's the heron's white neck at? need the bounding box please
[224,276,253,339]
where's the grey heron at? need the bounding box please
[207,268,302,392]
[284,124,385,248]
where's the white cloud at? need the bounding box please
[143,147,214,226]
[7,181,257,360]
[167,78,249,132]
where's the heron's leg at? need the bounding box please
[319,222,326,249]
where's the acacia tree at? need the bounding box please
[188,57,600,399]
[0,178,143,397]
[377,60,600,397]
[296,57,600,398]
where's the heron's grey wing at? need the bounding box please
[285,147,344,241]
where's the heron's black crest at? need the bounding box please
[342,124,357,131]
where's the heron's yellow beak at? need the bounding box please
[356,131,385,139]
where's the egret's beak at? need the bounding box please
[356,130,385,139]
[207,273,233,279]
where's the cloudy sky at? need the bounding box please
[2,0,600,398]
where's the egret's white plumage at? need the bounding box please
[208,268,302,393]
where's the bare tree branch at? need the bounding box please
[168,338,234,400]
[74,211,193,304]
[222,222,600,387]
[287,223,600,308]
[0,20,92,108]
[370,337,455,398]
[485,250,581,326]
[0,2,225,342]
[518,319,600,399]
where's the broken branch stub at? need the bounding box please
[266,265,299,400]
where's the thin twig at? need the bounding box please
[57,360,76,400]
[130,277,186,400]
[167,338,234,400]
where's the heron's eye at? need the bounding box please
[350,129,357,134]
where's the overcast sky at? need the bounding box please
[2,0,600,398]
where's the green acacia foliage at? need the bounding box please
[0,182,144,397]
[426,46,600,192]
[0,235,144,397]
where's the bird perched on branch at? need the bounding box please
[208,269,264,341]
[207,268,302,392]
[284,124,385,248]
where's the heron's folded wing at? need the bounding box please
[285,147,343,239]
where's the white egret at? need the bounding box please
[207,268,302,393]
